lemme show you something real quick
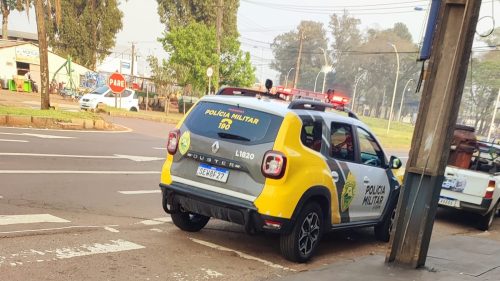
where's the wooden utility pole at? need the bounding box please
[293,29,304,89]
[215,0,223,91]
[34,0,50,110]
[387,0,482,268]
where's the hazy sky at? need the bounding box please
[4,0,499,79]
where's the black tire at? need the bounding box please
[130,107,138,112]
[375,206,396,242]
[280,202,323,263]
[171,209,210,232]
[477,201,499,231]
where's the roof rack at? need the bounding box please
[288,99,359,120]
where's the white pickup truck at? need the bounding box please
[439,142,500,231]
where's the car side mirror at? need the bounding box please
[389,156,402,169]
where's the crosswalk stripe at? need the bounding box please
[0,139,29,143]
[118,190,161,195]
[138,217,171,225]
[0,214,70,226]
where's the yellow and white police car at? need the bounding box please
[159,88,403,262]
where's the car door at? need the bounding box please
[349,126,390,221]
[326,122,390,223]
[103,90,117,107]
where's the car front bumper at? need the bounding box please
[159,182,293,234]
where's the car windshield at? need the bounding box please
[90,86,109,95]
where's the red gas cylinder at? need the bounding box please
[448,125,477,169]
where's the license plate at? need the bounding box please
[438,197,460,208]
[196,163,229,183]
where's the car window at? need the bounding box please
[330,122,355,162]
[104,91,114,98]
[184,101,283,144]
[300,121,322,152]
[90,86,109,95]
[357,127,386,168]
[121,90,132,98]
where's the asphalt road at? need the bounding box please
[0,117,498,281]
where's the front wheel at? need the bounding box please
[280,202,323,263]
[171,209,210,232]
[477,201,499,231]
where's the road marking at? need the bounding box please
[0,214,70,226]
[0,225,119,235]
[0,152,163,162]
[0,170,160,174]
[149,228,163,233]
[0,132,74,139]
[118,190,161,195]
[0,125,132,133]
[201,268,224,278]
[0,239,144,267]
[189,238,295,272]
[138,217,172,225]
[114,154,163,162]
[103,226,120,233]
[0,139,29,143]
[153,147,167,150]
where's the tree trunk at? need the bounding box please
[1,8,9,39]
[34,0,50,110]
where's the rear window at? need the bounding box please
[184,101,283,144]
[91,86,109,95]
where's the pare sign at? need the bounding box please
[107,72,126,94]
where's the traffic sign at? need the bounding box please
[206,67,213,77]
[108,72,126,94]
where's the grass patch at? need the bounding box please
[0,105,101,122]
[105,107,184,124]
[359,116,415,150]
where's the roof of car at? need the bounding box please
[200,95,369,130]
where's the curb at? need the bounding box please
[0,114,116,131]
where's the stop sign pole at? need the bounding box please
[207,67,213,95]
[108,72,126,108]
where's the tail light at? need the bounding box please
[485,180,495,199]
[167,129,180,155]
[262,151,287,179]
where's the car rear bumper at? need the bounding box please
[159,182,292,234]
[439,197,493,215]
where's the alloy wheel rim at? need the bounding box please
[298,212,320,256]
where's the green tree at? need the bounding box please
[1,0,25,39]
[271,21,328,90]
[160,21,218,94]
[46,0,123,70]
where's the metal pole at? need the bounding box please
[314,70,321,92]
[285,67,294,88]
[398,79,415,121]
[387,43,400,134]
[320,47,328,94]
[352,72,366,111]
[146,85,149,111]
[487,88,500,142]
[208,77,211,95]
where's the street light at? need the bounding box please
[387,43,400,134]
[352,71,367,111]
[284,67,294,88]
[397,79,415,121]
[314,69,322,92]
[319,47,331,93]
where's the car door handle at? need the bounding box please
[363,176,370,184]
[331,171,339,182]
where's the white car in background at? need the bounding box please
[79,85,139,112]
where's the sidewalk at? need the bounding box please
[276,236,500,281]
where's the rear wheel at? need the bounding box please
[280,202,323,262]
[375,206,396,242]
[478,201,499,231]
[171,206,210,232]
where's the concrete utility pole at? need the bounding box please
[215,0,223,91]
[131,42,135,76]
[387,0,482,268]
[293,29,304,89]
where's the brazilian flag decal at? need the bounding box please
[341,172,357,212]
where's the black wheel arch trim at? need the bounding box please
[290,186,332,229]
